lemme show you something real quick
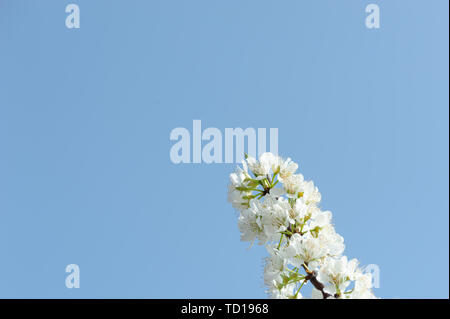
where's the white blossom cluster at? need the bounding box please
[227,153,376,299]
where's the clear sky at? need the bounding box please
[0,0,448,298]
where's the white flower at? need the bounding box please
[300,180,321,204]
[246,152,277,177]
[317,256,359,296]
[283,174,304,197]
[260,197,290,241]
[238,203,264,243]
[317,224,345,257]
[282,233,328,266]
[308,209,332,230]
[227,185,247,211]
[292,200,309,223]
[259,152,277,171]
[348,272,377,299]
[264,252,286,288]
[354,272,372,291]
[270,283,297,299]
[268,187,285,197]
[227,163,251,210]
[273,156,298,181]
[229,167,246,186]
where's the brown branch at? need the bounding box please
[302,264,335,299]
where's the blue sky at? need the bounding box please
[0,0,448,298]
